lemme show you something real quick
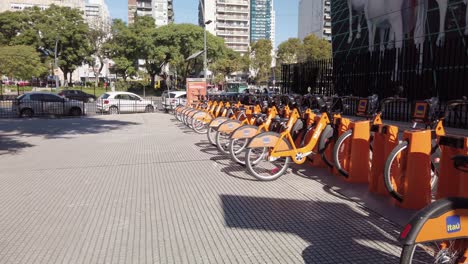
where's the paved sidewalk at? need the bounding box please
[0,113,404,264]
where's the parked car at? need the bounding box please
[161,90,187,111]
[13,92,85,118]
[17,80,31,87]
[96,92,156,114]
[58,90,96,102]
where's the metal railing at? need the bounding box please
[0,97,163,118]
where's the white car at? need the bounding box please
[161,90,187,111]
[96,92,156,114]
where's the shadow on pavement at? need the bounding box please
[221,195,401,263]
[0,117,140,155]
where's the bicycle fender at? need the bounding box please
[187,109,200,118]
[209,117,230,128]
[193,111,212,123]
[230,125,259,140]
[247,132,291,151]
[399,197,468,245]
[218,120,242,133]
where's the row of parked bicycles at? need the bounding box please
[173,93,468,264]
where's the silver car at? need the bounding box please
[13,92,85,117]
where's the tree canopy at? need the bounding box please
[250,39,272,84]
[0,45,48,80]
[0,5,93,83]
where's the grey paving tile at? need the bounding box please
[0,113,403,264]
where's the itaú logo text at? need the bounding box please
[446,215,461,233]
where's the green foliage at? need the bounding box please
[301,34,332,61]
[276,38,302,65]
[103,19,137,81]
[276,35,332,66]
[250,39,272,84]
[0,5,93,83]
[0,45,48,80]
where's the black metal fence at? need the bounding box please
[281,37,468,129]
[0,97,163,118]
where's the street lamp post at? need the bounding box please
[199,0,212,80]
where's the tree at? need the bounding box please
[160,23,227,85]
[104,19,137,81]
[0,45,48,80]
[301,34,332,61]
[250,39,272,84]
[210,49,242,86]
[131,17,177,89]
[276,38,302,65]
[87,17,111,87]
[3,5,93,84]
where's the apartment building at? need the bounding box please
[200,0,251,53]
[0,0,85,13]
[298,0,331,41]
[128,0,174,26]
[85,0,111,30]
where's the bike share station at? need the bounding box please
[172,92,468,263]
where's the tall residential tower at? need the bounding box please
[199,0,251,53]
[298,0,331,41]
[128,0,174,26]
[250,0,274,45]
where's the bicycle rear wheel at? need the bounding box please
[400,240,467,264]
[245,147,290,181]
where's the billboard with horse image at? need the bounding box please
[331,0,468,101]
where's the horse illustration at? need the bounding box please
[364,0,427,79]
[433,0,468,46]
[347,0,366,43]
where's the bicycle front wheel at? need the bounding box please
[229,138,249,165]
[245,147,290,181]
[333,130,353,177]
[400,240,467,264]
[216,130,231,154]
[384,141,408,201]
[207,127,217,146]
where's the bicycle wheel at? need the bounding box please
[333,130,353,177]
[245,147,290,181]
[215,130,231,154]
[207,127,217,146]
[318,125,334,168]
[192,118,208,134]
[400,240,467,264]
[384,141,408,201]
[230,138,254,165]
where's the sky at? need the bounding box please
[106,0,299,48]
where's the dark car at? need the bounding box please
[58,90,96,102]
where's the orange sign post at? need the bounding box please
[186,78,207,107]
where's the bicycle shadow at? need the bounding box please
[290,165,416,227]
[220,164,257,181]
[221,195,401,263]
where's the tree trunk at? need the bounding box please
[150,73,156,90]
[69,70,73,85]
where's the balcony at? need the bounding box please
[217,23,249,29]
[216,6,249,13]
[217,15,249,21]
[217,30,249,36]
[216,0,249,7]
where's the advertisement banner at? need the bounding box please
[186,78,207,106]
